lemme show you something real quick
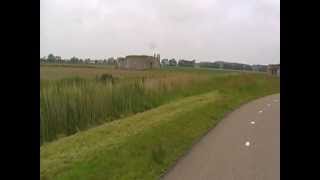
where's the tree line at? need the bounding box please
[196,61,267,72]
[41,54,268,72]
[40,54,117,65]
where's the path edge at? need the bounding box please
[159,93,280,179]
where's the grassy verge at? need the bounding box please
[40,72,213,144]
[41,75,279,180]
[40,68,242,144]
[41,66,278,144]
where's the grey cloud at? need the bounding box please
[40,0,280,64]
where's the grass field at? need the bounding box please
[40,65,242,144]
[40,64,279,180]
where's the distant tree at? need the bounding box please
[40,56,46,64]
[169,58,177,66]
[85,58,90,64]
[55,56,62,63]
[107,57,116,65]
[70,56,79,64]
[198,62,220,69]
[161,59,169,66]
[178,59,195,67]
[47,54,56,63]
[244,65,252,71]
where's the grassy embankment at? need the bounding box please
[40,65,238,144]
[41,65,279,180]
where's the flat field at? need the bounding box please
[40,64,280,180]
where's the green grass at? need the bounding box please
[40,65,246,144]
[41,71,279,179]
[40,73,208,143]
[40,64,240,80]
[40,68,275,144]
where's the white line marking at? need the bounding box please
[245,141,250,147]
[250,121,255,125]
[267,104,271,107]
[258,110,263,113]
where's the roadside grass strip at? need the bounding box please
[41,91,224,180]
[41,87,279,179]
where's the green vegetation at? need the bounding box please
[40,64,279,180]
[40,65,239,144]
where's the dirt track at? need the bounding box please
[163,94,280,180]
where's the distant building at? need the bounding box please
[267,64,280,76]
[178,59,195,67]
[117,54,161,70]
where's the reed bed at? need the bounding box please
[40,73,214,144]
[40,65,279,145]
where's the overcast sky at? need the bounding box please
[40,0,280,65]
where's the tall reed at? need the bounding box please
[40,74,210,144]
[40,72,279,145]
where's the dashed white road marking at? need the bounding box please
[267,103,271,107]
[250,121,255,125]
[258,110,263,114]
[245,141,250,147]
